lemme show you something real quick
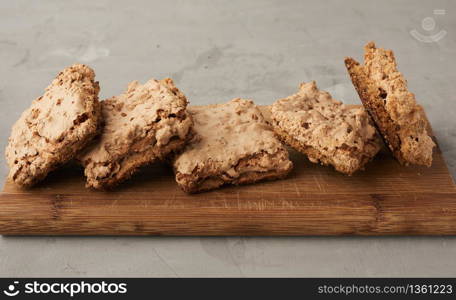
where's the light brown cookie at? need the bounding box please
[79,78,193,189]
[345,42,435,166]
[5,64,101,187]
[173,98,293,193]
[271,81,382,175]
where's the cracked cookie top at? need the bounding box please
[5,64,100,186]
[271,81,379,155]
[174,98,291,177]
[79,78,192,181]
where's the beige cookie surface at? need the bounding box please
[271,81,382,175]
[5,64,102,187]
[345,42,435,167]
[173,98,293,193]
[79,78,193,189]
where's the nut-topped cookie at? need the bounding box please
[5,64,102,187]
[79,78,193,189]
[173,98,293,193]
[345,42,435,166]
[271,81,382,175]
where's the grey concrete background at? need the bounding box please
[1,0,455,277]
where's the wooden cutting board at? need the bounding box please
[1,106,455,236]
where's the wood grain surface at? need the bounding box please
[0,107,455,236]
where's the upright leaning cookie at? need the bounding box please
[5,64,102,187]
[79,78,193,189]
[271,81,381,175]
[173,98,293,193]
[345,42,435,166]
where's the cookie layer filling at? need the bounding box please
[5,64,101,187]
[80,78,192,188]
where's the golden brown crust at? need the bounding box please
[175,149,292,193]
[345,42,435,167]
[270,81,381,175]
[173,99,293,193]
[273,126,377,175]
[80,78,193,189]
[5,64,102,187]
[90,130,193,189]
